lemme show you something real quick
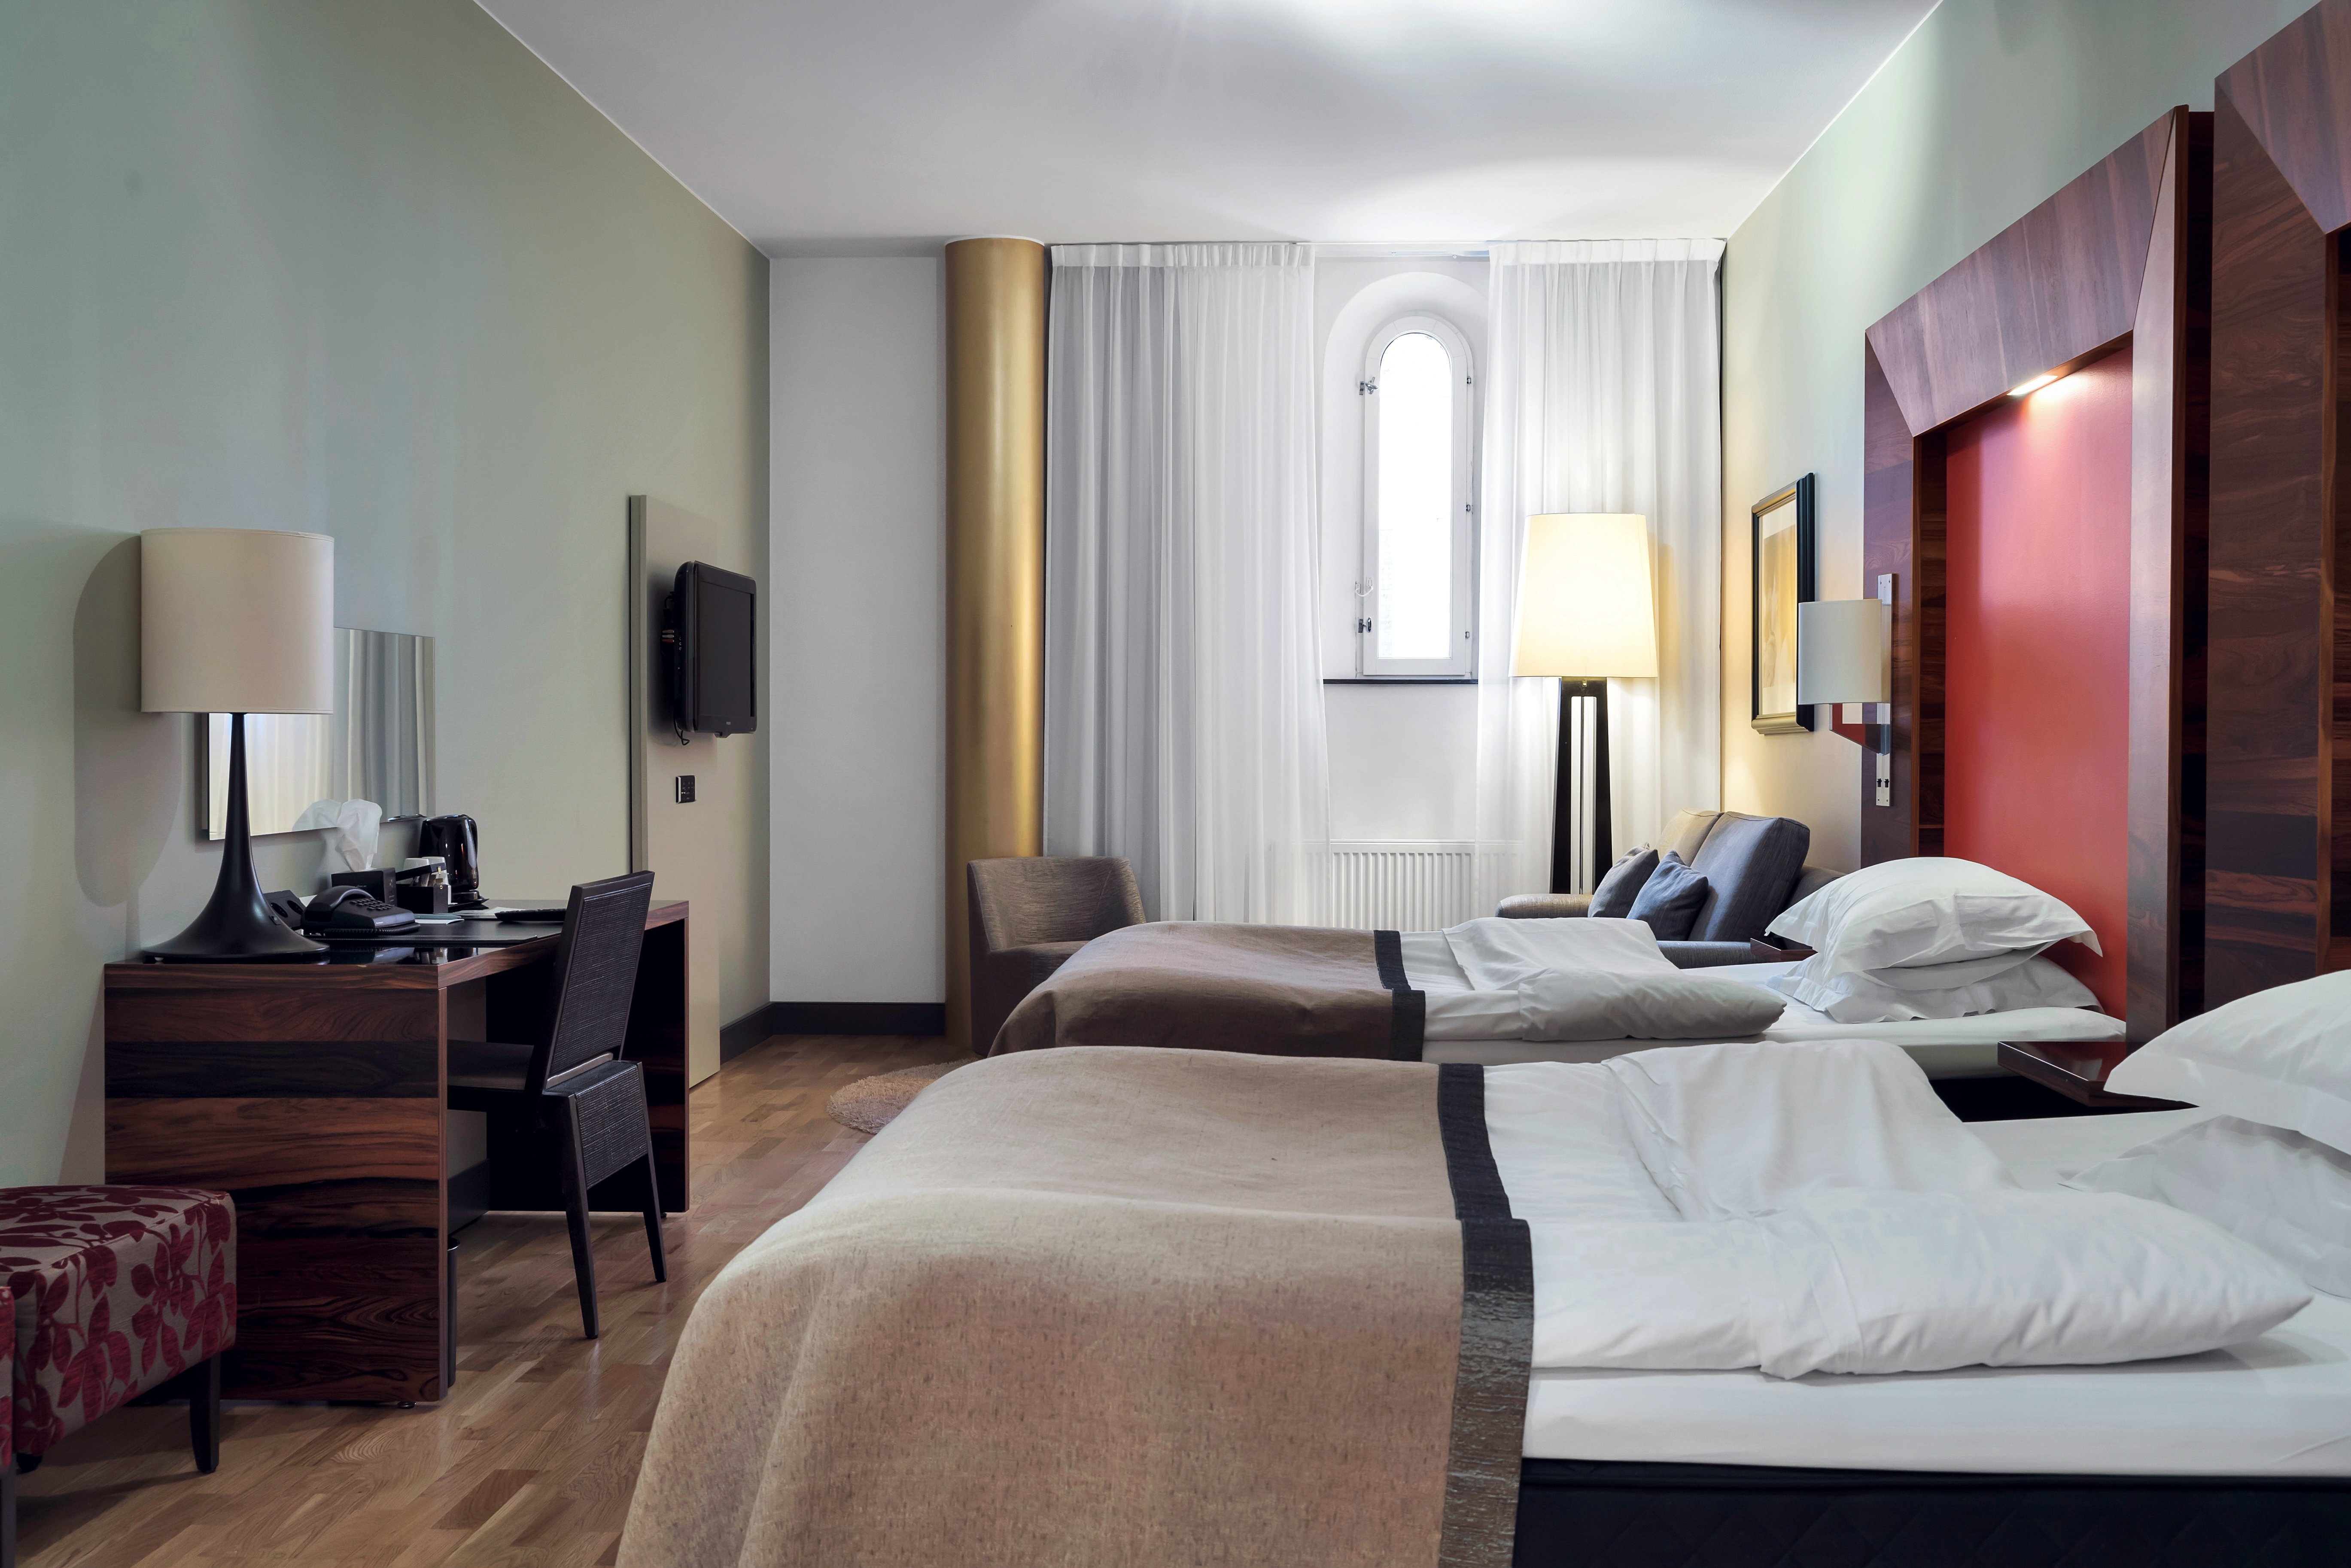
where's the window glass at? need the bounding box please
[1375,331,1454,661]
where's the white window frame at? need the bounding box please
[1357,313,1477,678]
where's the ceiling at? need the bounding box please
[478,0,1939,255]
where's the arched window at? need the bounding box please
[1358,314,1475,676]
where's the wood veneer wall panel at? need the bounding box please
[1861,343,1919,865]
[1866,120,2172,434]
[2127,115,2213,1034]
[2207,93,2333,1005]
[2218,0,2351,237]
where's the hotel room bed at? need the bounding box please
[992,921,2123,1076]
[620,1043,2344,1568]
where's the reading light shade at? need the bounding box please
[1796,598,1890,705]
[1512,513,1659,678]
[142,528,334,715]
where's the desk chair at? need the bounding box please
[447,871,666,1339]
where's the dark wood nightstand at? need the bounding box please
[1748,936,1816,962]
[1996,1040,2190,1111]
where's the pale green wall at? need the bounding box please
[1721,0,2307,864]
[0,1,769,1182]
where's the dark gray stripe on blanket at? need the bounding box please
[1435,1062,1533,1568]
[1375,930,1427,1062]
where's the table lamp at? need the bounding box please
[1797,590,1893,806]
[142,528,335,961]
[1513,513,1658,893]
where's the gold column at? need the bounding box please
[945,237,1047,1052]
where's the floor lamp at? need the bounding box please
[1513,514,1659,895]
[142,528,336,962]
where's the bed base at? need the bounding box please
[1515,1459,2351,1568]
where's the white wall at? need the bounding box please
[1721,0,2312,869]
[769,257,946,1004]
[1315,255,1488,843]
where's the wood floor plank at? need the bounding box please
[15,1033,968,1568]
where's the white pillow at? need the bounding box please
[1767,857,2101,978]
[1442,916,1676,992]
[1527,1188,2310,1377]
[2105,972,2351,1154]
[2065,1116,2351,1297]
[1769,954,2099,1024]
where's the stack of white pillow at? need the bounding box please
[1761,857,2105,1024]
[2074,975,2351,1298]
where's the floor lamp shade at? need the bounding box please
[1512,513,1659,679]
[1513,513,1657,898]
[142,529,334,715]
[140,528,335,961]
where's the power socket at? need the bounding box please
[675,775,696,804]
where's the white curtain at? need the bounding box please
[1474,240,1724,906]
[1044,243,1331,924]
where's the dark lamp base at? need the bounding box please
[144,710,328,963]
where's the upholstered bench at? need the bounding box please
[1,1186,235,1565]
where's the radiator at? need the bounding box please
[1329,841,1479,932]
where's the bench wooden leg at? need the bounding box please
[3,1450,17,1568]
[189,1353,222,1474]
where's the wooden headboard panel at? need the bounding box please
[1860,108,2210,1042]
[2208,0,2351,1007]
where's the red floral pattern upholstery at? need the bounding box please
[0,1187,236,1460]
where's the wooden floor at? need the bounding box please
[15,1033,967,1568]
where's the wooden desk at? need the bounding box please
[103,901,691,1404]
[1997,1039,2190,1111]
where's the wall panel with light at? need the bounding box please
[1854,108,2210,1042]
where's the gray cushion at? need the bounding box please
[1628,853,1709,942]
[1786,863,1846,908]
[1687,813,1812,942]
[1588,847,1660,920]
[1497,893,1592,919]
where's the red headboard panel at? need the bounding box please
[1940,346,2134,1013]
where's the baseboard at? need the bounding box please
[722,1002,947,1061]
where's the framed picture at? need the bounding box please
[1751,474,1816,735]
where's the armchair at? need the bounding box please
[967,857,1147,1054]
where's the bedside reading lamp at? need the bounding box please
[1797,586,1893,807]
[1514,513,1658,893]
[142,528,335,961]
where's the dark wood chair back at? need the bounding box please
[529,871,656,1094]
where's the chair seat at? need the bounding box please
[0,1186,235,1460]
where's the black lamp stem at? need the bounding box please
[145,712,328,962]
[1550,677,1613,895]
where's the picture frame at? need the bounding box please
[1750,474,1816,735]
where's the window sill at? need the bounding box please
[1323,677,1478,685]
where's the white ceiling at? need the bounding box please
[478,0,1937,255]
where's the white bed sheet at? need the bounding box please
[1514,1101,2351,1475]
[1396,934,2123,1079]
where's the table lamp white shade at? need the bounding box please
[1512,513,1658,678]
[141,528,334,714]
[1796,598,1890,705]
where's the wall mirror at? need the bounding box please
[201,627,435,839]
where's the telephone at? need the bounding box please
[301,885,420,936]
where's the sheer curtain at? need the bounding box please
[1474,240,1723,906]
[1044,243,1331,924]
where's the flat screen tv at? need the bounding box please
[668,561,757,738]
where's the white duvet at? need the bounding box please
[1490,1041,2310,1378]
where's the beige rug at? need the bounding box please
[826,1061,962,1134]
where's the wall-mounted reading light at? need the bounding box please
[2008,371,2060,397]
[1797,575,1896,808]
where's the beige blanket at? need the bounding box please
[993,922,1423,1058]
[618,1047,1530,1568]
